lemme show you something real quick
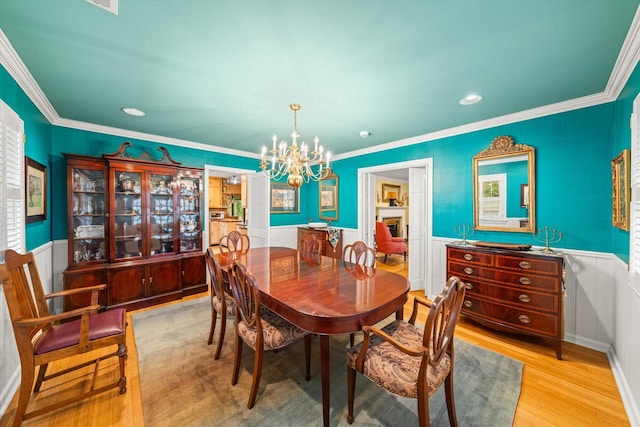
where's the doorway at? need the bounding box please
[358,158,433,293]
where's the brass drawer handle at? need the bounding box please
[518,294,531,303]
[465,283,473,290]
[519,261,531,269]
[463,267,473,275]
[463,300,473,308]
[463,254,473,261]
[518,314,531,324]
[519,277,532,285]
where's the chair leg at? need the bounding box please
[33,362,48,392]
[417,390,429,427]
[444,372,459,427]
[231,334,243,386]
[207,304,217,345]
[404,251,407,261]
[12,363,35,427]
[349,333,355,347]
[247,346,263,409]
[384,254,388,262]
[304,334,311,381]
[214,312,226,360]
[117,343,128,394]
[346,365,356,424]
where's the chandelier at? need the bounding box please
[260,104,331,188]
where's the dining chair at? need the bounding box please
[343,240,376,267]
[343,240,376,346]
[346,276,466,427]
[300,234,322,264]
[205,246,235,360]
[375,221,407,262]
[0,249,127,427]
[219,230,250,254]
[228,261,312,409]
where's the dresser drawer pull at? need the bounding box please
[465,283,473,290]
[519,277,532,285]
[463,267,474,275]
[519,261,531,269]
[518,314,531,324]
[518,294,531,303]
[463,254,473,261]
[463,300,473,308]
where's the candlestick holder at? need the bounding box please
[532,226,563,253]
[454,224,474,245]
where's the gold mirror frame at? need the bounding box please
[319,172,338,221]
[473,136,536,233]
[612,149,630,231]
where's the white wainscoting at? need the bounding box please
[0,242,53,418]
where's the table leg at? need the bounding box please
[319,335,330,427]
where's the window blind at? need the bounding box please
[0,99,25,252]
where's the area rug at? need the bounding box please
[133,297,523,426]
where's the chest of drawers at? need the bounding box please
[446,244,564,359]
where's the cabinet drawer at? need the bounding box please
[462,296,559,337]
[447,248,492,266]
[462,281,558,312]
[495,254,561,276]
[449,262,559,292]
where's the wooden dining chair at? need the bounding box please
[346,276,466,427]
[228,261,312,409]
[0,249,127,427]
[219,230,250,254]
[205,246,235,360]
[343,240,376,267]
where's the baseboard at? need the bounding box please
[609,348,640,427]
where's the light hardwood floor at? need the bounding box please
[1,253,630,426]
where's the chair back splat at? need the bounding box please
[219,230,250,254]
[343,240,376,267]
[228,261,312,409]
[346,276,466,427]
[0,249,127,427]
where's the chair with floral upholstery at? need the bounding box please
[228,261,312,409]
[346,276,466,427]
[205,246,235,360]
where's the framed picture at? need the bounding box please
[381,183,400,202]
[320,186,336,210]
[270,182,299,213]
[612,149,630,231]
[26,157,47,223]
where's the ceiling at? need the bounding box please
[1,1,639,159]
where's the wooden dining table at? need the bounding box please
[216,246,410,427]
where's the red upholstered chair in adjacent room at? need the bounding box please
[346,276,467,427]
[375,221,407,262]
[0,249,127,427]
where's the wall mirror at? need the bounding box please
[473,135,535,233]
[319,172,338,221]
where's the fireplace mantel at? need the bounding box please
[376,207,407,239]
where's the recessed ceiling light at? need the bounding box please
[121,107,145,116]
[459,94,483,105]
[360,131,371,138]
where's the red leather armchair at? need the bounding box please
[375,221,407,262]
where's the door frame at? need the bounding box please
[357,157,433,293]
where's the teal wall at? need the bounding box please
[0,66,53,251]
[4,57,640,258]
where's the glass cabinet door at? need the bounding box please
[70,167,106,265]
[149,173,176,255]
[178,172,202,252]
[113,171,143,260]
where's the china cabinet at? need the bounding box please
[63,142,206,312]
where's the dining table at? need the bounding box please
[216,246,410,427]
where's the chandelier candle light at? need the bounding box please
[260,104,331,188]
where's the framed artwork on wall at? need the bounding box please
[25,156,47,223]
[270,182,299,213]
[612,149,630,231]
